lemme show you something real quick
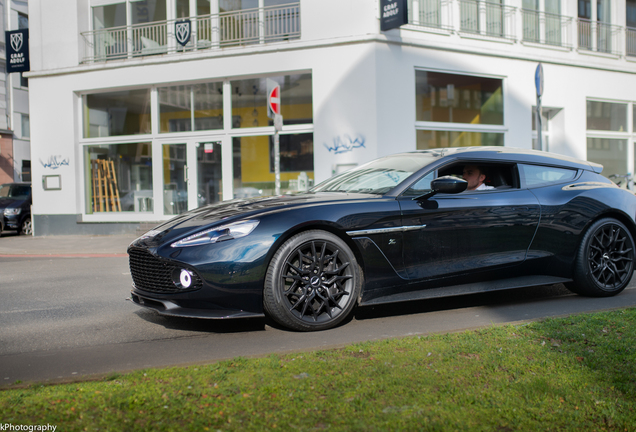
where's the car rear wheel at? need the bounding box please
[264,230,362,331]
[569,218,634,297]
[20,217,32,236]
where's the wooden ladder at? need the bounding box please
[91,160,121,212]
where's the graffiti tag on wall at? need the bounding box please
[323,135,366,154]
[41,155,70,169]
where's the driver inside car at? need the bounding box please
[462,165,495,191]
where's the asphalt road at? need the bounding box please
[2,255,636,387]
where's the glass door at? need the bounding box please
[196,141,224,206]
[162,143,188,216]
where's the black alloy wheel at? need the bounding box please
[570,218,635,297]
[264,230,362,331]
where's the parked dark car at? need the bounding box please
[128,147,636,331]
[0,182,32,236]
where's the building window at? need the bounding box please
[416,71,503,125]
[233,133,314,197]
[21,114,30,139]
[84,143,153,213]
[587,138,628,179]
[158,82,223,133]
[80,71,313,220]
[532,107,561,151]
[578,0,614,53]
[415,70,505,149]
[18,12,28,29]
[586,99,631,186]
[522,0,563,46]
[230,73,312,129]
[21,160,31,182]
[416,130,503,149]
[587,101,627,132]
[84,90,152,138]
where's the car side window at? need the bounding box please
[519,164,577,187]
[403,171,436,196]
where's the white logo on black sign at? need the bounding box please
[175,20,191,46]
[10,32,23,52]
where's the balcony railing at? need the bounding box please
[81,3,300,63]
[409,0,453,31]
[458,0,516,40]
[521,9,572,48]
[627,27,636,57]
[406,0,636,59]
[577,18,623,56]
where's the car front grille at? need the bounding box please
[128,247,202,294]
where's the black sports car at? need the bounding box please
[128,147,636,331]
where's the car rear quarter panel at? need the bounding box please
[526,179,636,277]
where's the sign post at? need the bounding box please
[267,79,282,195]
[535,63,544,151]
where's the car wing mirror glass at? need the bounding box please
[412,176,467,202]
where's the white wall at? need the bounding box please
[26,0,636,228]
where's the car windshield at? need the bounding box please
[0,184,30,200]
[312,153,439,194]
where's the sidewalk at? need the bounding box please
[0,232,137,257]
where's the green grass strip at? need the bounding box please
[1,308,635,431]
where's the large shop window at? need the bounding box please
[231,73,312,129]
[84,143,153,214]
[158,83,224,133]
[84,90,152,138]
[415,70,504,149]
[416,130,503,149]
[416,71,503,125]
[586,100,630,184]
[587,138,628,179]
[233,133,314,197]
[587,101,627,132]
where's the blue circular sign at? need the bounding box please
[535,63,544,97]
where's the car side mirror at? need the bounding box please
[412,176,467,202]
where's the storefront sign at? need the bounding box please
[175,20,191,46]
[380,0,408,31]
[5,29,29,73]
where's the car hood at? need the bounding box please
[133,192,378,247]
[0,198,24,210]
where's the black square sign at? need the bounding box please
[380,0,408,31]
[6,29,29,73]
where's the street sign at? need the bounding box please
[535,63,544,97]
[267,78,280,118]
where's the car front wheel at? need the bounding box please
[20,217,32,236]
[569,218,635,297]
[264,230,362,331]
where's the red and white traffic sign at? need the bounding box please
[267,79,280,118]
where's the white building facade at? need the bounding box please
[26,0,636,235]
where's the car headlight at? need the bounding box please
[3,208,21,216]
[171,220,260,248]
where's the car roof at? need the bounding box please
[0,182,31,186]
[405,147,603,173]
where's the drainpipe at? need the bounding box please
[5,1,13,134]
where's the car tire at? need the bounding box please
[20,217,32,236]
[568,218,635,297]
[263,230,362,331]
